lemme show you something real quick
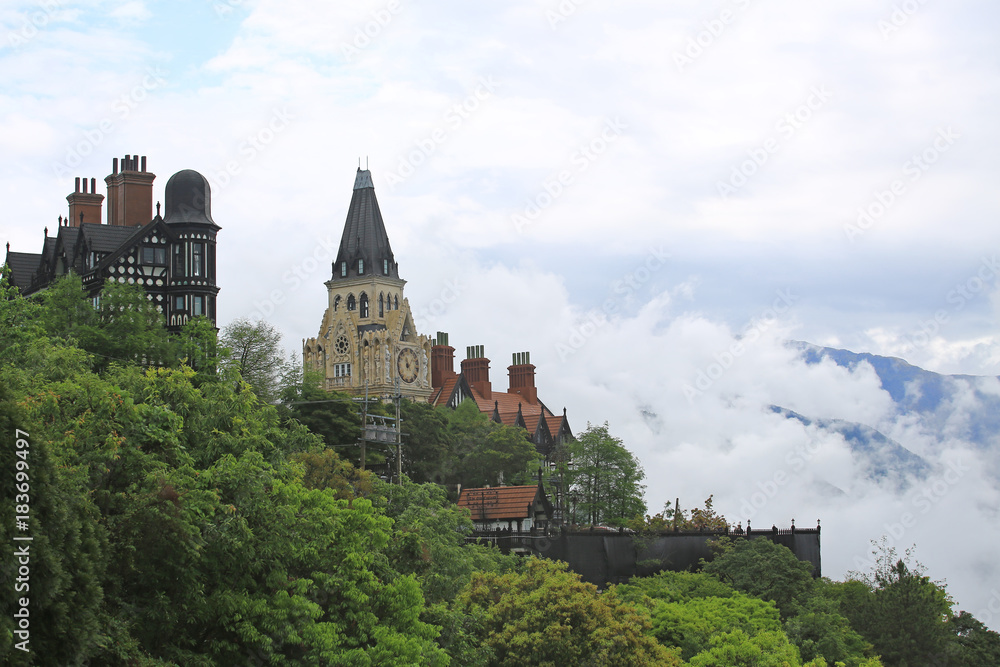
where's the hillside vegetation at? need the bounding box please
[2,272,999,666]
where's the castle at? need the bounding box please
[303,168,574,465]
[3,155,220,330]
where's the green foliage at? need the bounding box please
[652,595,785,660]
[280,373,362,466]
[38,275,176,370]
[398,399,452,483]
[0,325,446,664]
[784,586,877,667]
[219,316,292,404]
[431,399,541,489]
[702,537,815,620]
[566,421,646,526]
[0,379,107,666]
[375,479,520,605]
[627,495,730,533]
[840,540,955,666]
[946,610,1000,666]
[175,316,220,383]
[686,629,804,667]
[456,557,679,666]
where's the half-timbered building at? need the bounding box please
[3,155,221,330]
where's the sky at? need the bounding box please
[3,0,1000,628]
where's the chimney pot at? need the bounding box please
[91,177,96,193]
[141,156,146,172]
[112,157,118,174]
[75,177,80,193]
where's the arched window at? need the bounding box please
[379,293,384,317]
[334,295,341,311]
[360,293,369,318]
[347,294,356,311]
[394,295,399,310]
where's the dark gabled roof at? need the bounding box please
[93,220,169,273]
[42,237,57,264]
[80,223,142,253]
[56,226,82,263]
[4,251,41,290]
[332,169,398,280]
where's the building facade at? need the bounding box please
[3,155,221,330]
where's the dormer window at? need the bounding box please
[358,259,364,275]
[340,261,347,277]
[383,259,389,275]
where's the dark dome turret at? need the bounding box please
[163,169,217,227]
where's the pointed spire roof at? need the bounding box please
[332,168,398,281]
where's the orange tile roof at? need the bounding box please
[430,375,460,407]
[458,485,542,521]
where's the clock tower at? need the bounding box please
[303,168,433,401]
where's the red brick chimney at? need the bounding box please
[105,154,154,226]
[66,176,104,227]
[431,331,457,389]
[461,345,491,400]
[507,351,537,404]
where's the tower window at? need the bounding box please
[192,243,204,277]
[175,296,185,311]
[347,294,356,311]
[358,258,364,275]
[383,259,389,275]
[334,295,341,311]
[173,246,185,277]
[340,261,347,277]
[360,293,369,318]
[193,296,204,316]
[379,293,384,317]
[394,295,398,310]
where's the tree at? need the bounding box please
[686,629,809,667]
[280,371,363,465]
[441,399,541,489]
[398,399,453,484]
[946,610,1000,666]
[701,537,815,620]
[455,557,679,666]
[567,422,646,526]
[842,539,955,666]
[174,315,219,384]
[219,317,292,403]
[627,495,730,533]
[460,423,540,488]
[37,275,175,370]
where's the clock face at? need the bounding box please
[334,335,349,355]
[397,348,418,383]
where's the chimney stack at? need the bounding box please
[507,351,538,404]
[105,154,154,226]
[431,331,456,389]
[66,174,105,227]
[461,345,491,400]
